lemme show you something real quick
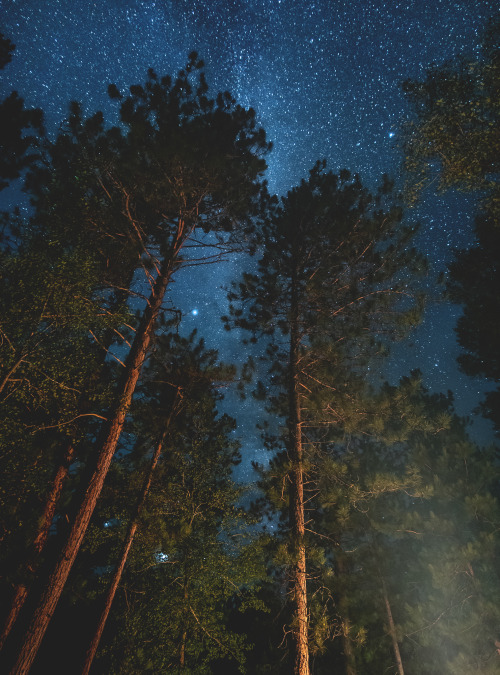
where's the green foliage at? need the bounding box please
[1,28,498,674]
[0,52,271,672]
[396,424,500,674]
[227,160,425,424]
[402,14,500,215]
[224,160,427,670]
[0,229,125,576]
[81,333,268,674]
[312,388,500,675]
[403,15,500,435]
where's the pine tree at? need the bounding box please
[0,227,124,652]
[80,329,235,674]
[402,15,500,433]
[402,14,499,214]
[82,332,265,674]
[0,31,43,191]
[397,419,500,674]
[316,383,500,674]
[10,54,270,674]
[224,162,424,673]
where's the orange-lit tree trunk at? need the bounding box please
[81,391,180,675]
[382,577,405,675]
[179,577,189,672]
[0,443,75,652]
[288,264,309,675]
[10,251,177,675]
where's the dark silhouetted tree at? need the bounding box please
[402,15,500,434]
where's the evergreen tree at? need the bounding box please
[0,224,125,652]
[396,420,500,674]
[80,332,265,674]
[10,54,270,674]
[224,161,424,674]
[402,14,499,215]
[0,31,44,191]
[318,384,500,675]
[79,329,233,674]
[402,14,500,433]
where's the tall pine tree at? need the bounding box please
[10,54,270,674]
[224,161,424,674]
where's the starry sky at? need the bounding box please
[1,0,497,477]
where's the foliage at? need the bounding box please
[403,15,500,436]
[0,32,44,191]
[402,14,500,216]
[224,161,426,671]
[82,333,268,674]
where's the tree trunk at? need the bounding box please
[81,391,180,675]
[382,578,405,675]
[1,276,137,653]
[179,577,189,672]
[1,284,137,654]
[0,443,75,651]
[288,265,309,675]
[342,626,357,675]
[336,553,357,675]
[10,256,175,675]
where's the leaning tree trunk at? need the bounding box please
[288,264,309,675]
[81,390,180,675]
[1,279,138,652]
[10,253,177,675]
[178,576,189,672]
[381,577,405,675]
[0,443,76,652]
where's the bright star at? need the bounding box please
[191,309,198,316]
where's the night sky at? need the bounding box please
[1,0,497,478]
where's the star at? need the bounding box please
[0,0,496,467]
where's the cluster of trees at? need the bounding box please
[0,17,498,675]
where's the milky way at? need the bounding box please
[1,0,497,477]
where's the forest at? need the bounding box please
[0,15,499,675]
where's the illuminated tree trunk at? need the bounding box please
[288,265,309,675]
[81,391,179,675]
[0,443,75,652]
[382,578,405,675]
[179,577,189,672]
[10,254,176,675]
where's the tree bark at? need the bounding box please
[288,264,309,675]
[342,625,357,675]
[1,286,137,654]
[10,255,175,675]
[178,577,189,672]
[382,578,405,675]
[81,391,180,675]
[0,443,75,652]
